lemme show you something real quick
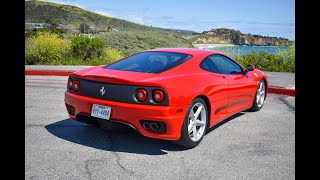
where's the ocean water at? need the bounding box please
[199,46,289,57]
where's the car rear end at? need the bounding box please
[65,75,187,140]
[64,50,194,140]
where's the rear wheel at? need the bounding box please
[172,98,208,148]
[250,80,266,111]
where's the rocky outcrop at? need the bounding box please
[195,28,292,46]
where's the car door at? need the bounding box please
[199,56,229,124]
[208,55,252,113]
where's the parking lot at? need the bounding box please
[25,75,295,180]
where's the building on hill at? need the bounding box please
[25,23,50,29]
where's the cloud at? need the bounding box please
[45,0,78,3]
[44,0,86,9]
[44,0,78,5]
[142,7,151,13]
[133,16,294,39]
[127,15,145,24]
[93,10,110,17]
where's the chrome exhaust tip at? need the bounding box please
[143,122,150,129]
[150,122,159,131]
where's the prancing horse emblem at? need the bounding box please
[100,86,105,96]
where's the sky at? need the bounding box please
[42,0,295,40]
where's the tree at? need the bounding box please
[107,25,112,32]
[80,23,89,33]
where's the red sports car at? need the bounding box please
[65,48,268,148]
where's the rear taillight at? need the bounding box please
[68,78,73,89]
[136,88,148,102]
[152,90,164,103]
[73,80,80,91]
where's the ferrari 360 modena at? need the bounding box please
[65,48,268,148]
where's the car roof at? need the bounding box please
[145,48,222,56]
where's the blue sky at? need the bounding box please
[43,0,295,40]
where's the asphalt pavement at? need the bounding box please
[25,75,295,180]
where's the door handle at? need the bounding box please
[222,76,226,78]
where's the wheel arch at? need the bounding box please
[194,94,211,128]
[261,77,268,98]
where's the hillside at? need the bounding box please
[191,28,292,46]
[101,31,193,56]
[25,0,165,32]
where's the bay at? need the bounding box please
[199,45,289,57]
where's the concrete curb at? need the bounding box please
[25,70,295,97]
[25,70,74,76]
[268,86,295,97]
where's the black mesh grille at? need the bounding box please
[66,104,75,116]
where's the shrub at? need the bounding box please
[25,28,66,39]
[25,32,70,64]
[71,35,105,60]
[102,48,124,64]
[215,45,295,72]
[54,48,124,65]
[233,46,295,72]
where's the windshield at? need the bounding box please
[104,51,192,73]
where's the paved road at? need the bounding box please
[264,72,295,89]
[25,65,295,88]
[25,75,295,180]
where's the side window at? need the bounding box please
[200,57,219,73]
[209,55,242,74]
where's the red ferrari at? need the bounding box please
[65,48,268,148]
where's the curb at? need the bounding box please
[25,70,295,97]
[268,86,295,97]
[25,70,74,76]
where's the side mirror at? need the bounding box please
[246,64,255,71]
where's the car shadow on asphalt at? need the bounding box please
[45,112,245,155]
[206,112,245,134]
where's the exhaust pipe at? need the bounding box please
[143,122,150,129]
[150,122,159,131]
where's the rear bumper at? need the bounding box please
[64,91,187,140]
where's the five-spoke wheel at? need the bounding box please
[250,80,266,111]
[187,102,207,142]
[172,98,208,148]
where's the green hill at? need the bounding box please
[101,31,193,55]
[25,0,165,31]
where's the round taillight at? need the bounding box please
[73,80,80,91]
[68,78,73,89]
[153,90,164,103]
[136,89,148,102]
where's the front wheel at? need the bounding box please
[249,80,266,111]
[172,98,208,148]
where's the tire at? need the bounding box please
[249,80,266,111]
[172,98,208,148]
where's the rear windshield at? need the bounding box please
[104,51,192,73]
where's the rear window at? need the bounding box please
[104,51,192,73]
